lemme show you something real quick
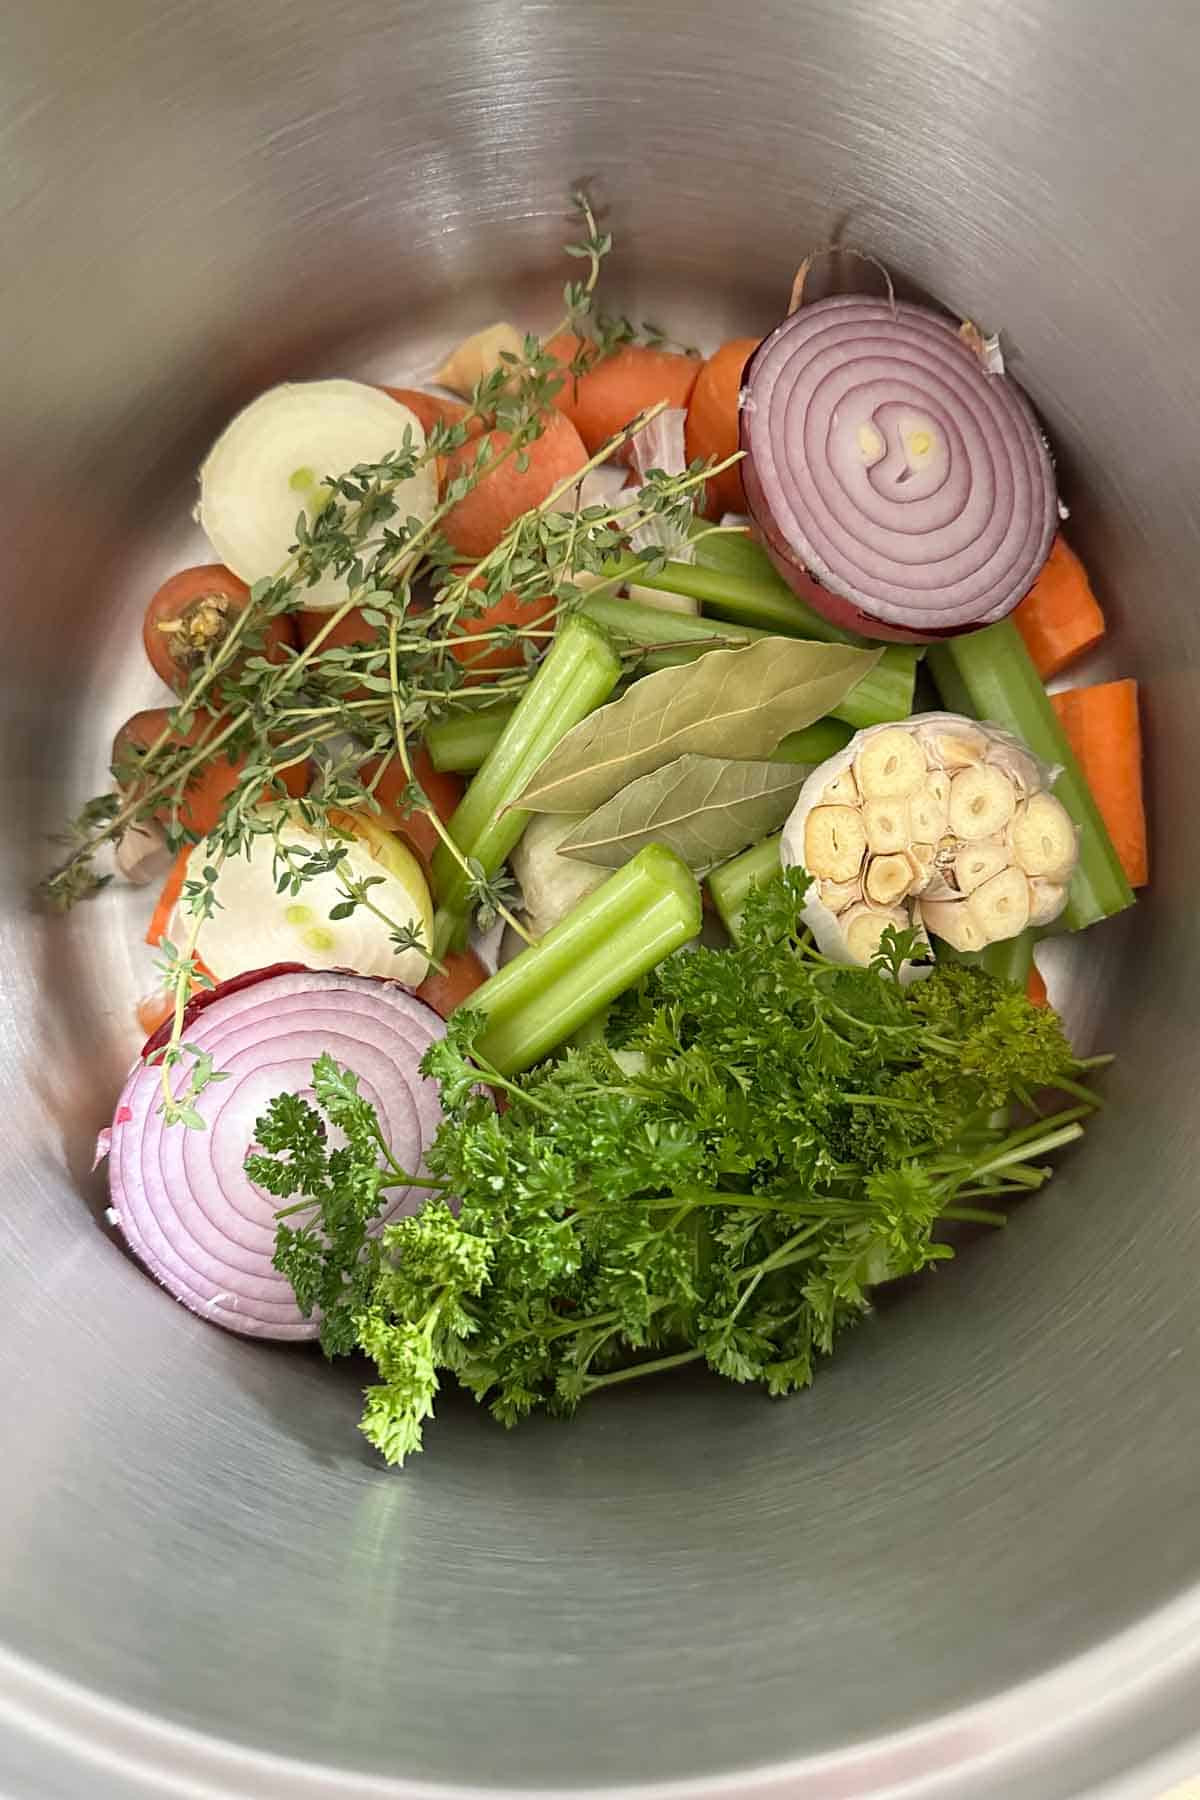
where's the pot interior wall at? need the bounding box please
[2,0,1200,1795]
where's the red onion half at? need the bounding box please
[104,967,446,1340]
[739,297,1057,642]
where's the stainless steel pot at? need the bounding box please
[3,1,1199,1794]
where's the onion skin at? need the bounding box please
[739,297,1058,644]
[139,960,307,1058]
[108,966,447,1341]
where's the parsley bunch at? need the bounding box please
[258,872,1101,1464]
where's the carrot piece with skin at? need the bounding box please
[1026,962,1049,1008]
[136,990,177,1037]
[113,709,308,840]
[416,947,489,1019]
[143,851,220,1025]
[440,412,588,560]
[377,387,483,488]
[685,337,760,519]
[296,605,383,654]
[136,958,219,1038]
[376,386,474,440]
[297,573,554,692]
[445,574,556,679]
[296,594,442,703]
[142,563,294,694]
[544,334,701,456]
[1012,536,1106,679]
[145,847,192,948]
[1049,679,1148,887]
[359,743,464,870]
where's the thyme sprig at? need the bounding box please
[48,196,734,1123]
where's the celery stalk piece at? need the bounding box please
[578,594,918,728]
[581,588,767,660]
[938,929,1039,986]
[466,844,702,1074]
[770,719,854,767]
[612,536,864,645]
[827,646,919,731]
[707,834,783,942]
[690,532,868,645]
[430,617,621,941]
[424,703,516,774]
[928,621,1135,932]
[604,550,845,640]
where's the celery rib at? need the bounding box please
[707,835,784,942]
[928,620,1134,932]
[430,618,621,946]
[467,844,702,1073]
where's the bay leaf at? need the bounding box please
[517,636,880,813]
[558,754,807,871]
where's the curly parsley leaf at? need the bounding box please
[256,875,1101,1464]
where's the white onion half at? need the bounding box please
[106,968,447,1340]
[172,817,432,987]
[198,380,437,609]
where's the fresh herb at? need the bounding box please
[250,1054,452,1360]
[516,637,881,814]
[259,870,1100,1465]
[555,752,807,871]
[48,193,742,1125]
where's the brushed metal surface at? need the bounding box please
[2,0,1199,1795]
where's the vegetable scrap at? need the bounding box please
[47,192,1144,1465]
[1013,535,1106,679]
[1050,679,1147,887]
[109,971,448,1335]
[740,298,1058,641]
[781,714,1079,966]
[686,337,760,518]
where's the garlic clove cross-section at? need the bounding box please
[865,853,915,907]
[1009,791,1078,881]
[803,805,867,884]
[841,903,909,966]
[855,728,927,802]
[953,838,1011,895]
[947,765,1017,841]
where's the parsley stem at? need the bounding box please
[840,1093,928,1110]
[964,1122,1084,1184]
[582,1348,705,1393]
[731,1227,824,1321]
[465,1047,557,1117]
[994,1105,1095,1147]
[1051,1075,1105,1107]
[940,1206,1008,1226]
[507,1309,623,1349]
[365,1114,449,1188]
